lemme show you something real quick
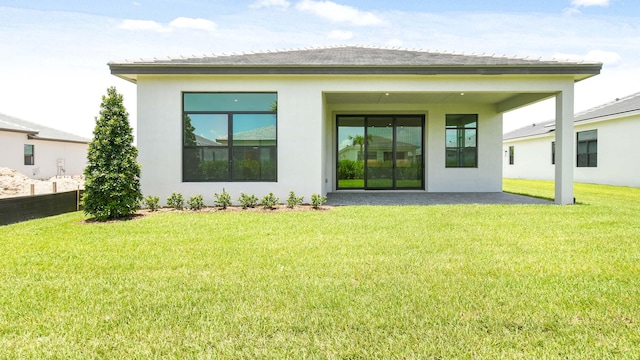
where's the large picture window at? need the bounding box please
[445,114,477,168]
[183,93,277,182]
[577,129,597,167]
[24,144,34,165]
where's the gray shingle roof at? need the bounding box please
[115,46,587,66]
[216,125,276,142]
[574,91,640,122]
[503,120,556,140]
[0,112,90,144]
[110,45,601,81]
[503,91,640,141]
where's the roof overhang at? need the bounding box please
[26,134,89,144]
[109,63,602,84]
[0,127,37,135]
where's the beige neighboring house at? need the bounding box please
[0,113,90,179]
[503,91,640,188]
[109,46,601,204]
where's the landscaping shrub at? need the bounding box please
[311,193,327,209]
[187,194,205,211]
[214,189,232,209]
[261,192,279,210]
[167,192,185,210]
[238,192,259,209]
[143,195,160,211]
[286,190,304,208]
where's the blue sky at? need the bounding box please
[1,0,639,137]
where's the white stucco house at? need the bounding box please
[0,113,90,179]
[503,91,640,188]
[109,46,601,204]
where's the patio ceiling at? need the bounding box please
[324,91,554,113]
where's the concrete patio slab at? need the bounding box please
[325,192,552,206]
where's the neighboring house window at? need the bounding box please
[182,93,277,182]
[551,141,555,165]
[24,144,34,165]
[445,114,477,168]
[508,146,514,165]
[577,130,597,167]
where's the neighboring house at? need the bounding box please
[0,113,90,179]
[503,91,640,188]
[338,135,419,163]
[109,46,601,204]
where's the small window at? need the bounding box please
[24,144,34,165]
[577,130,597,167]
[445,114,477,168]
[508,146,514,165]
[551,141,555,165]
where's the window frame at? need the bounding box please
[576,129,597,168]
[182,92,277,182]
[24,144,34,166]
[445,114,478,168]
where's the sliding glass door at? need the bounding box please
[337,115,424,190]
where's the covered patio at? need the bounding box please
[326,191,552,206]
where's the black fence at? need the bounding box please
[0,190,83,226]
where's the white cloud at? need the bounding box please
[571,0,609,6]
[250,0,291,9]
[169,17,216,31]
[554,50,621,65]
[296,0,386,26]
[118,19,169,32]
[562,7,582,16]
[119,17,216,32]
[328,30,353,40]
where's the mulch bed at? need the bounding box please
[82,205,333,224]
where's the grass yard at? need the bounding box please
[1,180,639,358]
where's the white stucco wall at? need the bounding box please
[0,131,88,179]
[503,133,555,180]
[425,104,503,192]
[503,114,640,187]
[136,74,576,204]
[137,76,324,204]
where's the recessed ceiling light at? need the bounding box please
[385,93,390,96]
[460,92,465,96]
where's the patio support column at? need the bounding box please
[555,88,575,205]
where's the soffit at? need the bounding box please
[325,92,532,105]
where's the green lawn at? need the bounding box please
[1,180,639,358]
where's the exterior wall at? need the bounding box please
[137,76,324,204]
[503,114,640,187]
[503,134,555,180]
[136,74,575,203]
[425,104,503,192]
[326,103,503,192]
[0,131,87,179]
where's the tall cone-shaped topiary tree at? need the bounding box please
[83,87,142,221]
